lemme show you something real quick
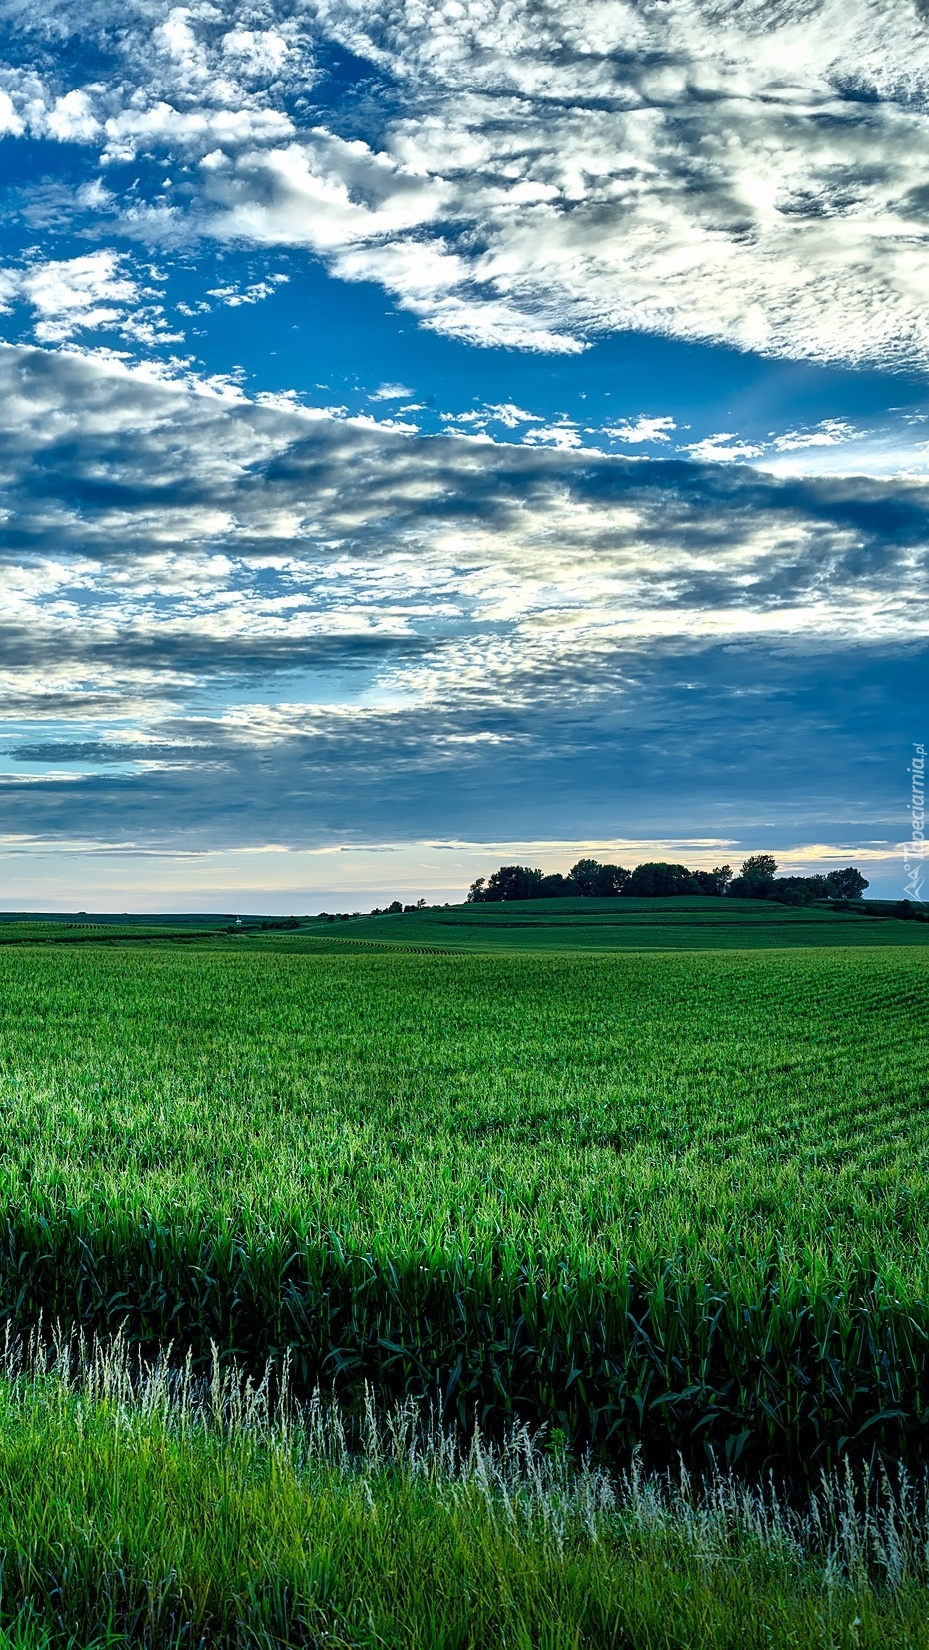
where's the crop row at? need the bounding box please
[3,1200,929,1478]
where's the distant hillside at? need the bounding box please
[265,896,929,954]
[0,897,926,953]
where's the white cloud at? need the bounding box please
[0,252,189,349]
[45,90,101,143]
[368,382,414,400]
[521,421,583,449]
[440,402,542,428]
[197,0,929,367]
[76,179,115,211]
[205,275,289,306]
[771,419,863,452]
[8,1,929,367]
[0,340,919,679]
[684,433,766,463]
[221,28,292,78]
[12,252,141,344]
[155,7,208,77]
[103,103,294,164]
[0,341,919,856]
[203,135,448,249]
[482,403,543,427]
[0,89,24,138]
[606,416,677,444]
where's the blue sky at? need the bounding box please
[0,0,925,907]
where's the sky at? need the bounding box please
[0,0,925,909]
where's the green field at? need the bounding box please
[2,893,928,953]
[296,895,929,952]
[0,917,926,1466]
[0,900,926,1643]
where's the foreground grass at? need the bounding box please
[0,1340,926,1649]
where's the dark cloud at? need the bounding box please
[0,344,922,851]
[0,640,917,849]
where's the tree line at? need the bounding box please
[467,855,869,904]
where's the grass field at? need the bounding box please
[0,899,926,1643]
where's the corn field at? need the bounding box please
[0,940,923,1480]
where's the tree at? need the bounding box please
[626,862,698,897]
[770,884,809,906]
[826,867,869,900]
[769,875,820,902]
[567,859,631,897]
[567,858,603,896]
[767,867,868,905]
[469,865,544,902]
[804,875,830,899]
[692,865,732,896]
[596,863,631,896]
[735,854,778,899]
[752,871,871,910]
[538,873,570,897]
[741,854,777,881]
[386,900,403,913]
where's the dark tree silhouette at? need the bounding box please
[827,867,869,900]
[626,862,698,897]
[468,865,544,902]
[692,865,732,895]
[567,859,631,896]
[466,854,869,906]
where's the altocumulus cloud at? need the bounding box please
[0,343,924,849]
[1,0,929,365]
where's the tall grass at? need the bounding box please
[0,1331,925,1647]
[0,945,925,1472]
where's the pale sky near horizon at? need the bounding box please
[0,0,925,907]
